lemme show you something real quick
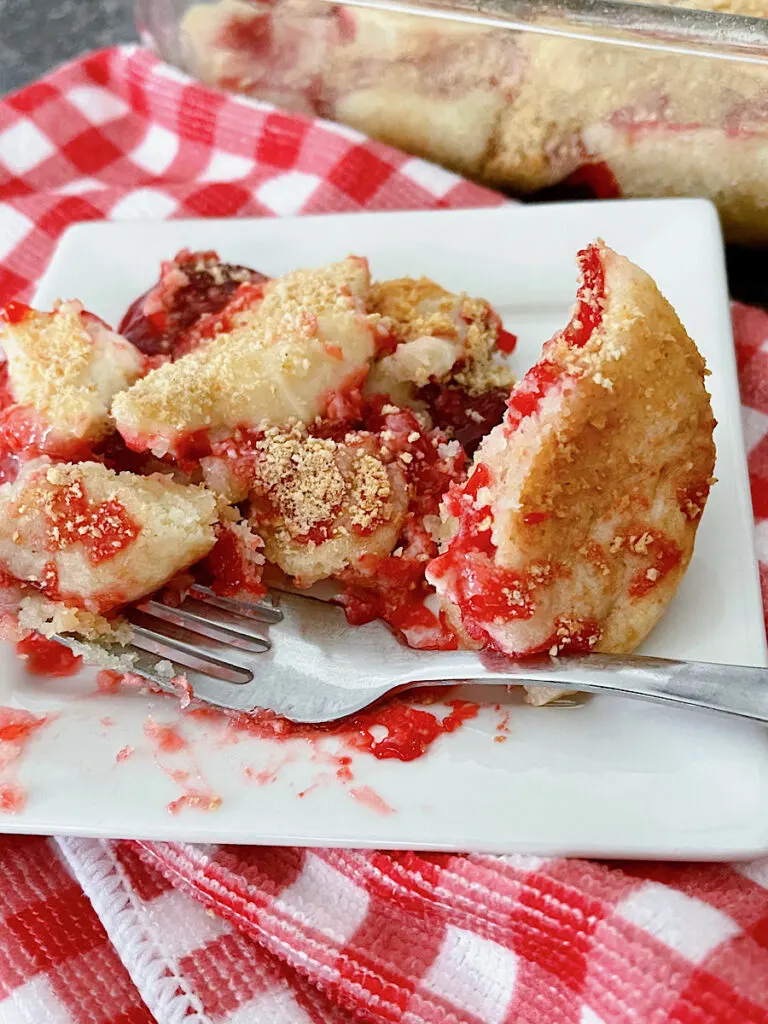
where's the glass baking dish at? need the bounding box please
[135,0,768,244]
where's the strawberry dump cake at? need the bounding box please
[0,243,714,708]
[176,0,768,243]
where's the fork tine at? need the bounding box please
[190,585,283,623]
[59,589,409,719]
[56,633,267,711]
[127,611,254,683]
[137,598,271,651]
[128,626,251,684]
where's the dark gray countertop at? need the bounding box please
[0,0,137,95]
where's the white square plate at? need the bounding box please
[2,198,765,858]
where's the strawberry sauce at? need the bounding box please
[428,464,553,649]
[216,688,480,763]
[0,301,32,324]
[0,706,51,742]
[0,783,25,813]
[346,699,478,761]
[495,328,518,354]
[506,361,562,430]
[418,383,509,452]
[143,716,222,815]
[43,481,141,564]
[496,246,606,439]
[144,719,187,753]
[16,633,82,677]
[0,397,94,467]
[119,249,267,358]
[203,526,266,598]
[564,162,621,200]
[333,396,467,650]
[628,534,682,599]
[349,785,394,814]
[0,706,55,814]
[561,243,606,350]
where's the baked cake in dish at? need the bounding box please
[0,244,715,707]
[179,0,768,244]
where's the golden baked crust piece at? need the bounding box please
[112,257,375,457]
[201,422,408,586]
[427,241,716,658]
[366,276,514,406]
[0,457,219,614]
[0,301,144,450]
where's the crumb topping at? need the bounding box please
[203,258,369,354]
[112,258,374,444]
[17,594,132,644]
[249,423,394,540]
[0,301,143,440]
[5,304,93,395]
[347,453,393,530]
[255,258,368,337]
[454,296,515,395]
[254,427,347,538]
[369,277,465,342]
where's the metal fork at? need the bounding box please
[54,587,768,725]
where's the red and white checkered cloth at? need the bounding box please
[2,44,768,1024]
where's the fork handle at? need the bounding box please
[407,651,768,724]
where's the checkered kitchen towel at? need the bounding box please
[2,44,768,1024]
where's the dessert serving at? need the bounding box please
[0,241,715,700]
[428,245,716,660]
